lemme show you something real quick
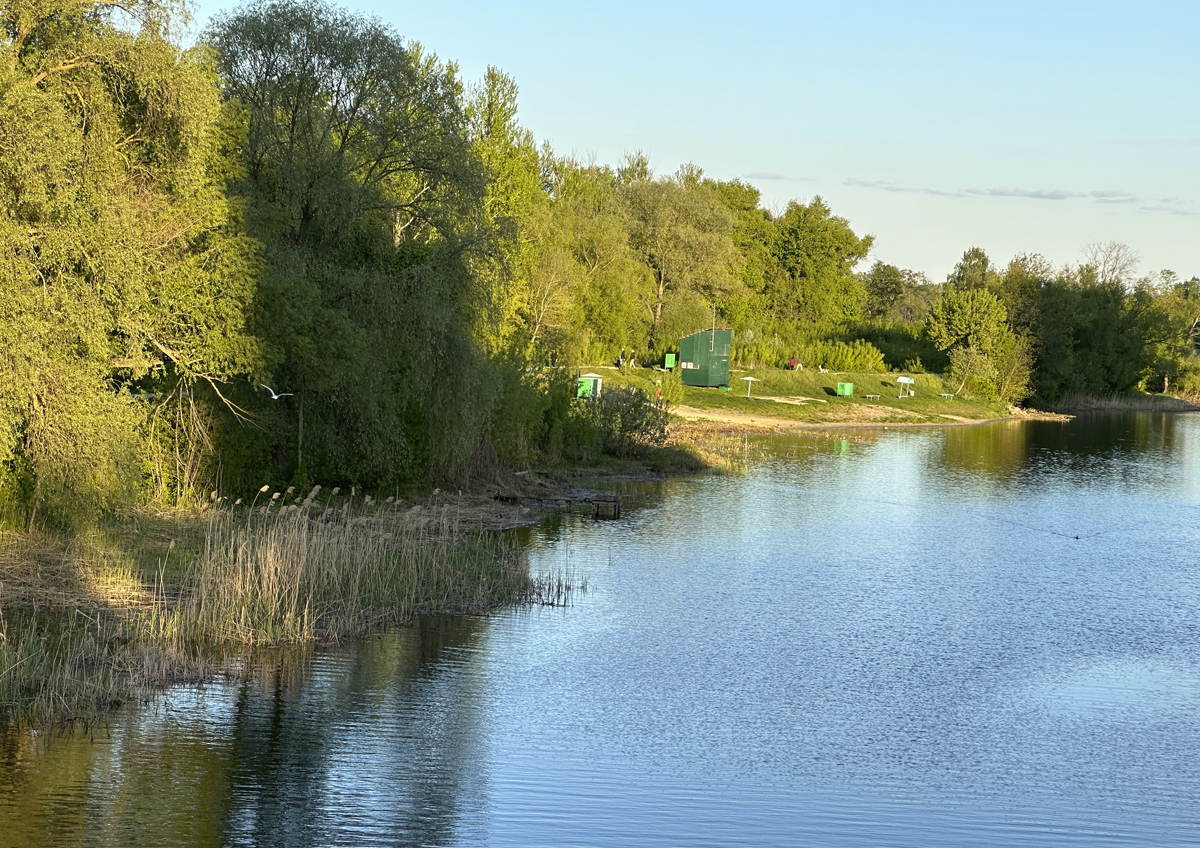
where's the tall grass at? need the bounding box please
[1050,391,1200,412]
[1,497,572,724]
[146,505,542,645]
[0,608,214,727]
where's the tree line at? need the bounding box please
[2,0,1198,526]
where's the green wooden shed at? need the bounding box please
[678,329,731,388]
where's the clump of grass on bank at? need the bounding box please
[0,607,217,728]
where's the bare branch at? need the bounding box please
[1083,240,1140,288]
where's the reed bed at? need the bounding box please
[1,493,578,725]
[1051,391,1200,412]
[0,608,216,728]
[147,504,543,645]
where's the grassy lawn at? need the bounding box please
[594,365,1010,426]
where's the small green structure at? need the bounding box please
[837,382,854,397]
[576,373,603,398]
[664,353,676,369]
[678,329,731,387]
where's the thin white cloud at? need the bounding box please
[843,178,960,197]
[847,179,1193,215]
[743,171,815,182]
[1139,204,1197,217]
[963,186,1084,200]
[1090,190,1139,203]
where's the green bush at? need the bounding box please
[731,331,886,373]
[566,388,669,459]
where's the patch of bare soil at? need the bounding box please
[816,404,926,422]
[768,396,826,405]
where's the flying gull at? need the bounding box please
[261,384,293,400]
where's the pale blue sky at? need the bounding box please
[187,0,1199,280]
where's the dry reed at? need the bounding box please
[145,504,542,645]
[1051,391,1200,413]
[1,497,576,725]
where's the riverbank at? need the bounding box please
[4,374,1190,726]
[0,485,583,726]
[1049,390,1200,413]
[594,365,1070,435]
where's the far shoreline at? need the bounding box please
[670,405,1072,436]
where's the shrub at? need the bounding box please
[659,369,684,404]
[570,389,669,458]
[945,346,998,398]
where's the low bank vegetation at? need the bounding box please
[1049,391,1200,413]
[0,493,575,726]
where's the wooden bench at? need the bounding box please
[864,394,880,399]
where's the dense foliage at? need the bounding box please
[2,0,1197,526]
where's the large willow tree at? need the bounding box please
[209,0,497,488]
[0,0,261,525]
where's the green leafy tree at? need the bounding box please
[946,346,998,396]
[711,179,778,331]
[0,0,262,523]
[924,287,1009,354]
[1130,272,1200,394]
[770,197,873,325]
[211,0,493,487]
[543,155,648,361]
[991,332,1034,404]
[466,67,551,354]
[1033,267,1148,402]
[621,164,737,347]
[948,246,1000,289]
[863,262,905,319]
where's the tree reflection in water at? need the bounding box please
[0,616,491,848]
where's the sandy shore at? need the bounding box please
[670,404,1070,434]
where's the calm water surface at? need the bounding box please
[5,414,1200,846]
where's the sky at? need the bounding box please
[186,0,1200,281]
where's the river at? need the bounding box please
[4,413,1200,846]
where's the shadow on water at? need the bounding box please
[0,616,490,848]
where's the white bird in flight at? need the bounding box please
[261,384,293,400]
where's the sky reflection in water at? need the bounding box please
[3,413,1200,847]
